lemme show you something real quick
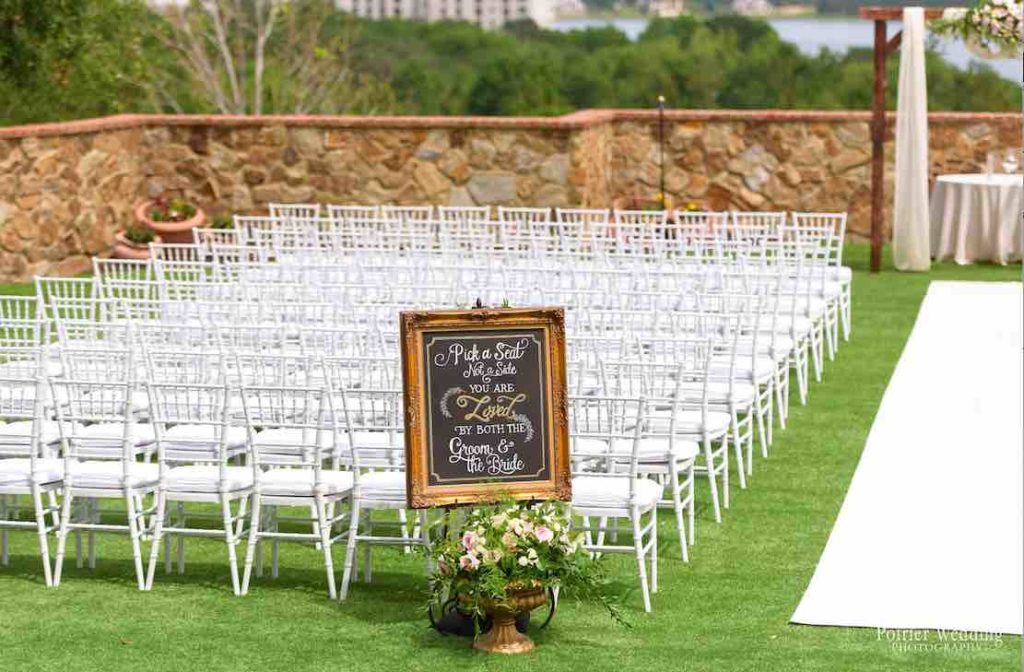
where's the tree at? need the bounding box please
[144,0,395,115]
[0,0,151,125]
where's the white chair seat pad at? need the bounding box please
[67,461,160,489]
[646,409,732,436]
[254,427,337,450]
[358,470,407,499]
[163,424,248,450]
[79,422,156,446]
[0,420,70,446]
[0,458,63,487]
[572,475,661,509]
[166,465,253,493]
[711,355,775,384]
[677,381,758,405]
[259,468,354,497]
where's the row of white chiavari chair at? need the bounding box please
[1,204,850,613]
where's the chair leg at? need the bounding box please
[124,490,146,591]
[241,493,262,596]
[1,494,9,567]
[703,439,721,524]
[145,491,167,591]
[339,497,360,601]
[31,487,54,587]
[315,495,337,600]
[649,507,658,594]
[87,499,97,570]
[53,491,74,587]
[720,434,730,510]
[631,508,651,613]
[687,465,696,546]
[398,508,411,554]
[222,496,241,596]
[730,410,747,489]
[669,462,687,562]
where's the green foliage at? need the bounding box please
[0,9,1017,126]
[429,500,626,624]
[121,223,155,245]
[147,196,197,223]
[0,0,152,125]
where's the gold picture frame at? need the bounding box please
[400,306,570,509]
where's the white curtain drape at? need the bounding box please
[892,7,931,271]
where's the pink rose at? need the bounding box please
[459,553,480,571]
[461,531,478,551]
[534,525,554,543]
[501,531,518,549]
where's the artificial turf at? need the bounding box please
[0,246,1020,672]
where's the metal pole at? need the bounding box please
[869,19,887,273]
[657,95,666,210]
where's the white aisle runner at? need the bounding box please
[792,281,1023,634]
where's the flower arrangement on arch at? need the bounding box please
[429,500,625,624]
[933,0,1023,59]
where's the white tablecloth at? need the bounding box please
[929,173,1023,265]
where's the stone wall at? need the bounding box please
[0,110,1018,281]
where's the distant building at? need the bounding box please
[731,0,773,15]
[335,0,556,28]
[641,0,685,18]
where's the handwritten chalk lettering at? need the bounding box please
[422,327,551,487]
[455,393,527,422]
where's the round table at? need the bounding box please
[929,173,1023,265]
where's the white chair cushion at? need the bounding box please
[828,266,852,284]
[79,422,156,445]
[646,409,732,436]
[711,355,776,384]
[0,420,70,445]
[254,427,338,450]
[612,437,700,462]
[761,315,813,336]
[0,458,63,487]
[357,470,406,499]
[677,381,758,405]
[67,460,159,489]
[571,436,612,456]
[165,465,253,493]
[162,424,248,449]
[572,475,661,509]
[259,468,354,497]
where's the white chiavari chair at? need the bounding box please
[569,395,660,612]
[240,385,353,599]
[144,380,255,594]
[50,367,158,589]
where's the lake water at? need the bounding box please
[551,16,1023,82]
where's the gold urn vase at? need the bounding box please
[468,586,547,654]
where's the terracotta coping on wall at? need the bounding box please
[0,109,1017,140]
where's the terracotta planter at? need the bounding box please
[461,586,547,655]
[613,195,672,213]
[134,200,205,245]
[112,231,162,260]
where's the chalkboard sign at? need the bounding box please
[400,307,570,508]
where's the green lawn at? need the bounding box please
[1,247,1020,672]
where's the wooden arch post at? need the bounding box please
[858,7,945,273]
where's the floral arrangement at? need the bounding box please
[429,500,625,624]
[933,0,1023,58]
[121,223,156,245]
[148,195,198,223]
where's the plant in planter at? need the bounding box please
[613,194,671,211]
[112,223,162,260]
[134,194,206,244]
[429,500,624,655]
[210,213,234,230]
